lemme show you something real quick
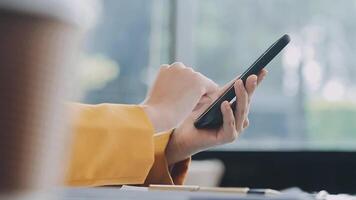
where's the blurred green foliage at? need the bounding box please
[306,101,356,150]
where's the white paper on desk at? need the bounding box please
[325,194,356,200]
[120,185,149,191]
[315,190,356,200]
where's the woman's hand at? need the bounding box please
[165,70,268,165]
[142,62,219,132]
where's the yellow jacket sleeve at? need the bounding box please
[144,131,191,185]
[65,103,190,186]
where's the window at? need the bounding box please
[188,0,356,150]
[81,0,356,150]
[81,0,171,104]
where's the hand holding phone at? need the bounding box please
[194,34,290,129]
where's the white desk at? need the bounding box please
[57,187,312,200]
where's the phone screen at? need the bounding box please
[194,34,290,129]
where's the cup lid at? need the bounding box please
[0,0,100,29]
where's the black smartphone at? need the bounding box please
[194,34,291,129]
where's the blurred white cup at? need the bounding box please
[0,0,98,194]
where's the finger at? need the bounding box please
[243,118,249,129]
[193,94,213,112]
[195,72,219,96]
[257,69,268,85]
[234,80,249,131]
[192,95,215,119]
[159,64,170,70]
[221,101,238,142]
[170,62,186,69]
[245,75,258,102]
[208,77,237,104]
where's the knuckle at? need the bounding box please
[239,107,247,115]
[192,71,202,80]
[196,85,206,94]
[230,119,235,128]
[243,119,250,128]
[190,73,202,84]
[160,64,169,69]
[228,132,238,142]
[185,67,194,72]
[171,62,185,68]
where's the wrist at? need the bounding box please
[140,104,161,132]
[165,130,192,165]
[141,103,176,132]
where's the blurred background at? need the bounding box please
[78,0,356,193]
[81,0,356,151]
